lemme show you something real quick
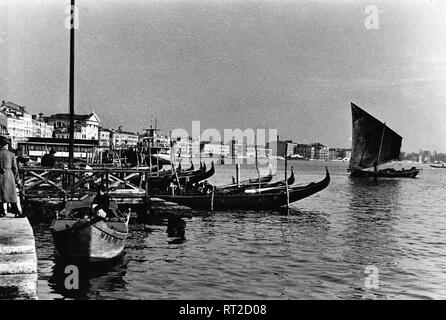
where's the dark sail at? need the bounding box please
[349,103,402,170]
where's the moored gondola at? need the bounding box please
[158,168,329,210]
[50,197,130,263]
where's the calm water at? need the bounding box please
[31,160,446,300]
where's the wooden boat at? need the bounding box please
[218,167,295,193]
[348,103,422,178]
[179,162,215,184]
[50,198,130,263]
[217,166,274,190]
[350,166,421,178]
[158,168,329,210]
[430,164,446,169]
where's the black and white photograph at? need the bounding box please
[0,0,445,306]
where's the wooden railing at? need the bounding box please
[18,167,153,203]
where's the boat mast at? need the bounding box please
[68,0,75,169]
[376,122,386,167]
[254,134,260,192]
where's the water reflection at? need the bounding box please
[48,257,129,299]
[344,178,403,298]
[166,217,187,244]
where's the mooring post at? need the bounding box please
[105,170,109,192]
[210,186,215,211]
[145,170,149,197]
[236,163,240,187]
[20,170,26,198]
[284,146,290,211]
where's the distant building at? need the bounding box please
[267,139,296,157]
[345,149,352,160]
[111,126,139,149]
[98,127,113,149]
[294,144,312,159]
[245,146,271,158]
[0,100,33,147]
[329,148,340,160]
[230,140,244,158]
[47,112,100,140]
[32,114,53,138]
[203,142,230,157]
[0,113,9,136]
[174,137,193,157]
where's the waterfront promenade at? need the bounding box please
[0,216,37,299]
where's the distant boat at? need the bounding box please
[348,103,422,178]
[50,197,130,263]
[430,164,446,169]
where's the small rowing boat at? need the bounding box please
[50,197,130,263]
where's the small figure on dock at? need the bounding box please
[0,136,24,218]
[41,148,57,167]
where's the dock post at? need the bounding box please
[210,186,215,211]
[144,171,149,197]
[285,147,290,211]
[236,163,240,188]
[105,170,109,191]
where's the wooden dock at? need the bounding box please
[0,216,37,300]
[18,167,192,219]
[19,167,150,205]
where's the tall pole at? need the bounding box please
[284,144,290,209]
[68,0,75,169]
[377,122,387,166]
[254,134,260,192]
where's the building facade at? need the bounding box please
[47,112,100,140]
[0,101,33,147]
[202,142,230,157]
[267,140,296,157]
[98,127,113,149]
[111,127,139,149]
[32,114,53,138]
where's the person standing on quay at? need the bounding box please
[0,136,24,218]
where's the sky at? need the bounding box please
[1,0,446,152]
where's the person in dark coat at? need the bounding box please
[0,136,23,217]
[41,148,56,167]
[91,184,116,219]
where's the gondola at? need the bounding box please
[430,164,446,169]
[348,103,422,178]
[218,167,295,193]
[218,166,274,190]
[50,197,130,263]
[158,168,329,210]
[179,162,215,184]
[140,163,209,190]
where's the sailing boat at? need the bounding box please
[348,103,422,178]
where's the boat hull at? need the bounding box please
[430,164,446,169]
[51,218,128,263]
[350,168,421,178]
